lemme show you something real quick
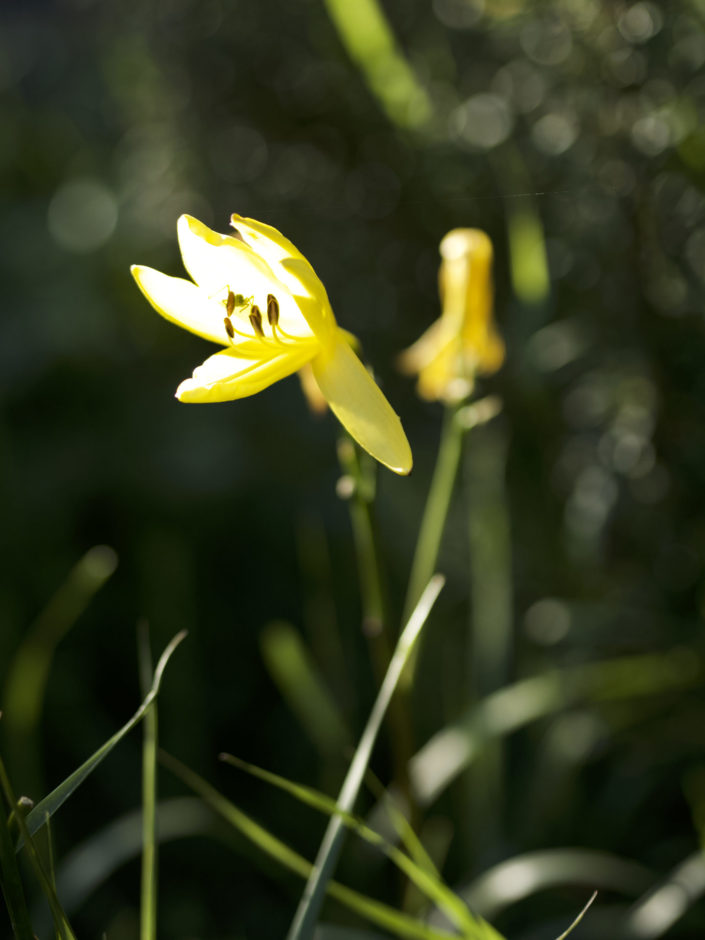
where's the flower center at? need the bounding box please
[222,288,299,350]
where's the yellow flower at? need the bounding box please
[131,214,412,474]
[399,228,504,402]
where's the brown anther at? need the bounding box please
[224,317,235,339]
[266,294,280,327]
[249,305,265,337]
[225,290,236,316]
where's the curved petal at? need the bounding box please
[177,215,313,338]
[176,342,319,403]
[232,214,334,339]
[312,332,412,475]
[131,265,230,346]
[178,215,277,294]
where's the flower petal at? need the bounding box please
[177,215,313,338]
[232,214,334,340]
[177,215,278,295]
[312,331,412,475]
[176,342,319,403]
[131,265,230,346]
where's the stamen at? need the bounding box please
[249,305,265,337]
[267,294,280,327]
[224,317,235,339]
[226,290,236,316]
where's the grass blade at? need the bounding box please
[554,891,597,940]
[138,623,158,940]
[19,630,186,847]
[220,753,483,937]
[410,648,701,807]
[623,852,705,938]
[260,620,350,757]
[0,755,76,939]
[3,546,118,792]
[0,787,34,939]
[286,575,445,940]
[160,751,457,940]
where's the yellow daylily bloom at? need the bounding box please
[131,214,412,474]
[399,228,504,403]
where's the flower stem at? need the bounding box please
[138,623,158,940]
[336,437,415,819]
[403,402,465,628]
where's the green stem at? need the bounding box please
[0,756,76,940]
[337,438,416,822]
[138,624,158,940]
[464,421,513,860]
[403,403,465,627]
[337,439,388,662]
[0,790,34,940]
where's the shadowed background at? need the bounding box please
[2,0,705,937]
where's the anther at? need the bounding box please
[226,290,236,316]
[266,294,280,327]
[249,305,265,337]
[224,317,235,339]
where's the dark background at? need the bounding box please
[3,0,705,937]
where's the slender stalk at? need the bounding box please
[337,438,415,813]
[138,623,158,940]
[285,575,445,940]
[0,755,76,940]
[403,403,465,627]
[464,422,512,861]
[337,438,388,667]
[0,789,34,940]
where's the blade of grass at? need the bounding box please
[554,892,597,940]
[37,798,214,928]
[0,754,76,940]
[138,623,158,940]
[622,852,705,938]
[286,575,445,940]
[363,768,440,880]
[260,620,350,757]
[410,648,702,807]
[0,784,34,939]
[160,750,459,940]
[19,630,186,847]
[220,753,479,937]
[3,546,118,793]
[458,849,651,921]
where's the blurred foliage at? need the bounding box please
[3,0,705,936]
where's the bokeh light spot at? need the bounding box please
[47,178,118,253]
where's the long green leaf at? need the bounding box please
[220,754,483,937]
[287,575,445,940]
[18,630,186,847]
[457,848,651,921]
[160,751,457,940]
[0,789,34,939]
[3,546,118,792]
[622,852,705,938]
[410,649,702,807]
[0,756,76,939]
